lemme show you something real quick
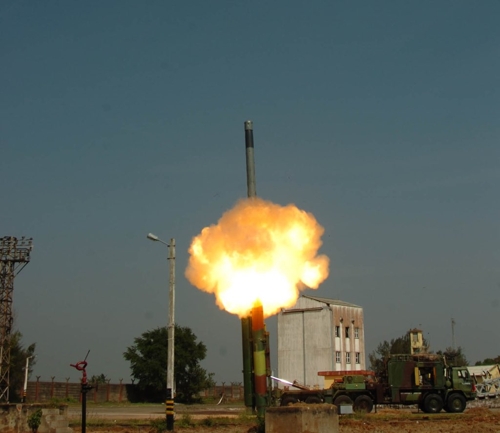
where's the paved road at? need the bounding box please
[68,405,164,420]
[68,404,246,420]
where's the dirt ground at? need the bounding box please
[338,407,500,433]
[72,406,500,433]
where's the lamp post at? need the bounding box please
[22,355,33,403]
[147,233,175,431]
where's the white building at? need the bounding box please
[467,364,500,398]
[277,294,366,389]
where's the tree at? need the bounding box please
[369,331,470,373]
[435,347,468,366]
[124,325,213,403]
[475,356,500,366]
[368,332,413,375]
[90,374,108,390]
[368,331,432,375]
[9,331,36,402]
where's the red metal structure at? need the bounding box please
[70,351,92,433]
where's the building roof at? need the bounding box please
[467,365,500,376]
[301,294,361,308]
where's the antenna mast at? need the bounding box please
[451,317,456,350]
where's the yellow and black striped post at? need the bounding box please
[166,388,174,430]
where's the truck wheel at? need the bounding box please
[423,393,443,413]
[353,395,374,413]
[280,396,298,406]
[445,393,466,413]
[305,396,322,404]
[333,395,353,406]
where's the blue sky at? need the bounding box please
[1,0,498,384]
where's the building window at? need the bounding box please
[335,351,341,363]
[354,327,359,339]
[355,352,360,364]
[346,352,351,364]
[335,326,340,338]
[345,327,350,339]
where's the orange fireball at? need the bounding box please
[185,198,329,318]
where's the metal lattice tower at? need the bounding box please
[0,236,33,402]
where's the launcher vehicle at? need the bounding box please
[274,353,476,414]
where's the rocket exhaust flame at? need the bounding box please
[186,197,329,318]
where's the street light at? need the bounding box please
[22,355,34,403]
[147,233,175,431]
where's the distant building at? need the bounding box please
[467,364,500,398]
[277,294,366,389]
[409,328,426,354]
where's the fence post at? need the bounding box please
[119,379,123,402]
[106,379,111,402]
[66,377,70,399]
[51,377,55,399]
[35,376,41,402]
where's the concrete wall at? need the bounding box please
[266,404,339,433]
[24,381,245,403]
[278,295,366,388]
[0,404,71,433]
[331,304,365,371]
[25,381,128,403]
[278,297,333,388]
[198,384,244,401]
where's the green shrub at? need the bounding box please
[149,418,166,433]
[201,417,214,427]
[27,409,43,433]
[176,414,194,428]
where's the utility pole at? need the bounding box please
[166,238,175,431]
[0,236,33,402]
[147,234,175,430]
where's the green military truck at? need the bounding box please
[276,353,476,413]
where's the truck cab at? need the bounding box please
[448,366,476,399]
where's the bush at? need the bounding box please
[149,418,166,433]
[201,417,214,427]
[176,414,194,428]
[27,409,43,433]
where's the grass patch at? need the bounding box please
[348,410,369,421]
[176,414,194,428]
[150,418,167,433]
[148,415,256,432]
[70,419,147,428]
[200,397,246,406]
[200,417,215,427]
[237,411,256,423]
